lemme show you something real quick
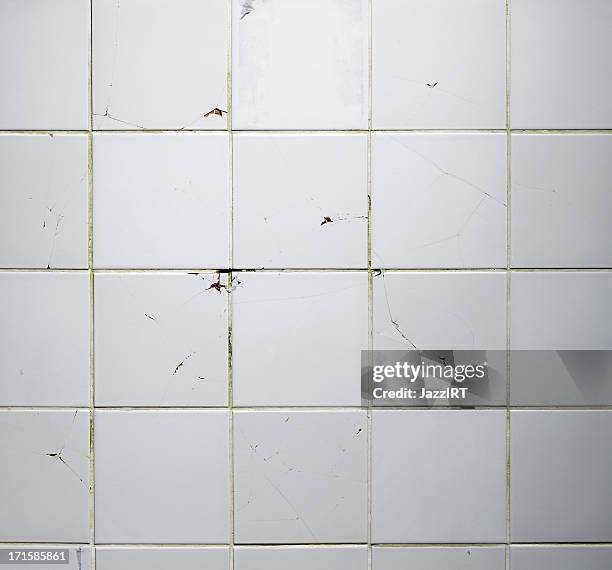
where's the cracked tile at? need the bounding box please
[94,273,228,406]
[511,0,612,128]
[373,271,507,350]
[0,135,88,269]
[93,0,227,130]
[372,410,506,543]
[372,546,505,569]
[234,546,367,570]
[372,0,506,128]
[0,410,90,542]
[372,134,507,268]
[511,411,612,542]
[0,272,89,406]
[232,0,368,129]
[232,272,368,406]
[234,134,368,269]
[234,411,367,544]
[93,133,230,269]
[0,0,88,129]
[94,410,229,543]
[95,547,229,570]
[511,134,612,268]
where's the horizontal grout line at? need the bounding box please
[2,129,612,135]
[1,267,611,273]
[1,541,611,547]
[2,406,612,412]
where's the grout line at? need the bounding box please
[227,2,235,568]
[367,0,373,567]
[4,405,612,412]
[505,0,513,566]
[2,128,612,135]
[87,0,96,567]
[2,267,611,273]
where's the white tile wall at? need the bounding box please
[372,410,507,543]
[234,411,367,543]
[372,0,507,129]
[95,547,230,570]
[234,546,368,570]
[372,546,506,570]
[94,410,229,544]
[1,0,611,567]
[511,0,612,129]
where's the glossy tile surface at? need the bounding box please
[234,134,368,269]
[0,273,89,406]
[510,546,612,570]
[0,411,90,542]
[232,0,368,129]
[0,135,88,269]
[234,411,367,543]
[512,135,612,268]
[0,0,88,129]
[93,0,227,130]
[372,546,506,570]
[511,411,612,542]
[372,0,506,128]
[372,134,507,268]
[95,547,230,570]
[511,0,612,128]
[95,411,229,543]
[372,410,507,543]
[94,273,228,406]
[232,273,368,406]
[234,546,367,570]
[93,133,230,269]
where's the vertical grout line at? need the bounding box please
[505,0,512,567]
[227,1,235,568]
[87,0,96,567]
[366,0,373,567]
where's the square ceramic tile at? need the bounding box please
[372,134,507,268]
[372,410,507,543]
[510,349,612,406]
[93,0,227,130]
[95,411,229,543]
[95,547,229,570]
[511,0,612,128]
[372,0,506,128]
[232,272,368,406]
[0,0,88,129]
[0,272,89,406]
[0,410,90,542]
[0,547,91,570]
[94,273,228,406]
[93,133,230,269]
[233,134,368,269]
[232,0,368,129]
[510,272,612,349]
[234,411,367,543]
[373,272,507,350]
[511,411,612,542]
[510,546,612,570]
[511,135,612,268]
[235,547,367,570]
[0,135,88,269]
[372,546,506,570]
